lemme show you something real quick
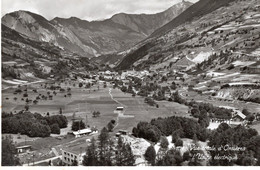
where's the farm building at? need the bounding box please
[232,111,246,122]
[72,128,92,138]
[118,130,128,135]
[15,145,32,154]
[114,106,124,114]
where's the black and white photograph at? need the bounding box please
[1,0,260,167]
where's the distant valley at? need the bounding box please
[2,1,192,58]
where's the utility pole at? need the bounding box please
[86,115,88,127]
[32,153,35,166]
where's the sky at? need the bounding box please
[1,0,198,21]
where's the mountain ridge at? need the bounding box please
[115,0,260,71]
[1,1,193,57]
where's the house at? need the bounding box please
[114,107,124,115]
[118,130,128,135]
[122,80,130,86]
[16,145,32,154]
[232,111,246,122]
[72,128,92,138]
[2,61,17,66]
[61,147,83,165]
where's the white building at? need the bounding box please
[72,128,92,138]
[62,148,83,165]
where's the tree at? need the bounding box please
[2,136,20,166]
[71,120,86,131]
[172,131,180,143]
[246,114,255,123]
[122,143,135,166]
[159,148,183,166]
[115,135,135,166]
[24,105,29,111]
[50,123,60,134]
[144,145,156,165]
[107,120,116,132]
[160,136,169,149]
[121,86,127,93]
[170,81,176,90]
[191,108,200,118]
[79,83,83,88]
[92,111,101,117]
[59,108,62,115]
[242,108,251,116]
[183,151,191,161]
[98,127,110,165]
[116,136,124,166]
[175,139,183,147]
[83,138,98,166]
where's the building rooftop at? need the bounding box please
[72,128,92,136]
[16,145,32,149]
[62,142,88,155]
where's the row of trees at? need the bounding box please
[82,127,135,166]
[170,91,233,120]
[132,116,208,143]
[2,111,68,137]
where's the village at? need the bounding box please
[2,63,259,166]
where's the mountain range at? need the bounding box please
[1,1,192,58]
[2,0,259,84]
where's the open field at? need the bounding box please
[2,79,192,163]
[180,88,260,113]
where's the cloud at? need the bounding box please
[1,0,198,21]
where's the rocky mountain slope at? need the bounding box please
[2,1,192,58]
[116,0,260,71]
[111,1,193,36]
[1,23,96,87]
